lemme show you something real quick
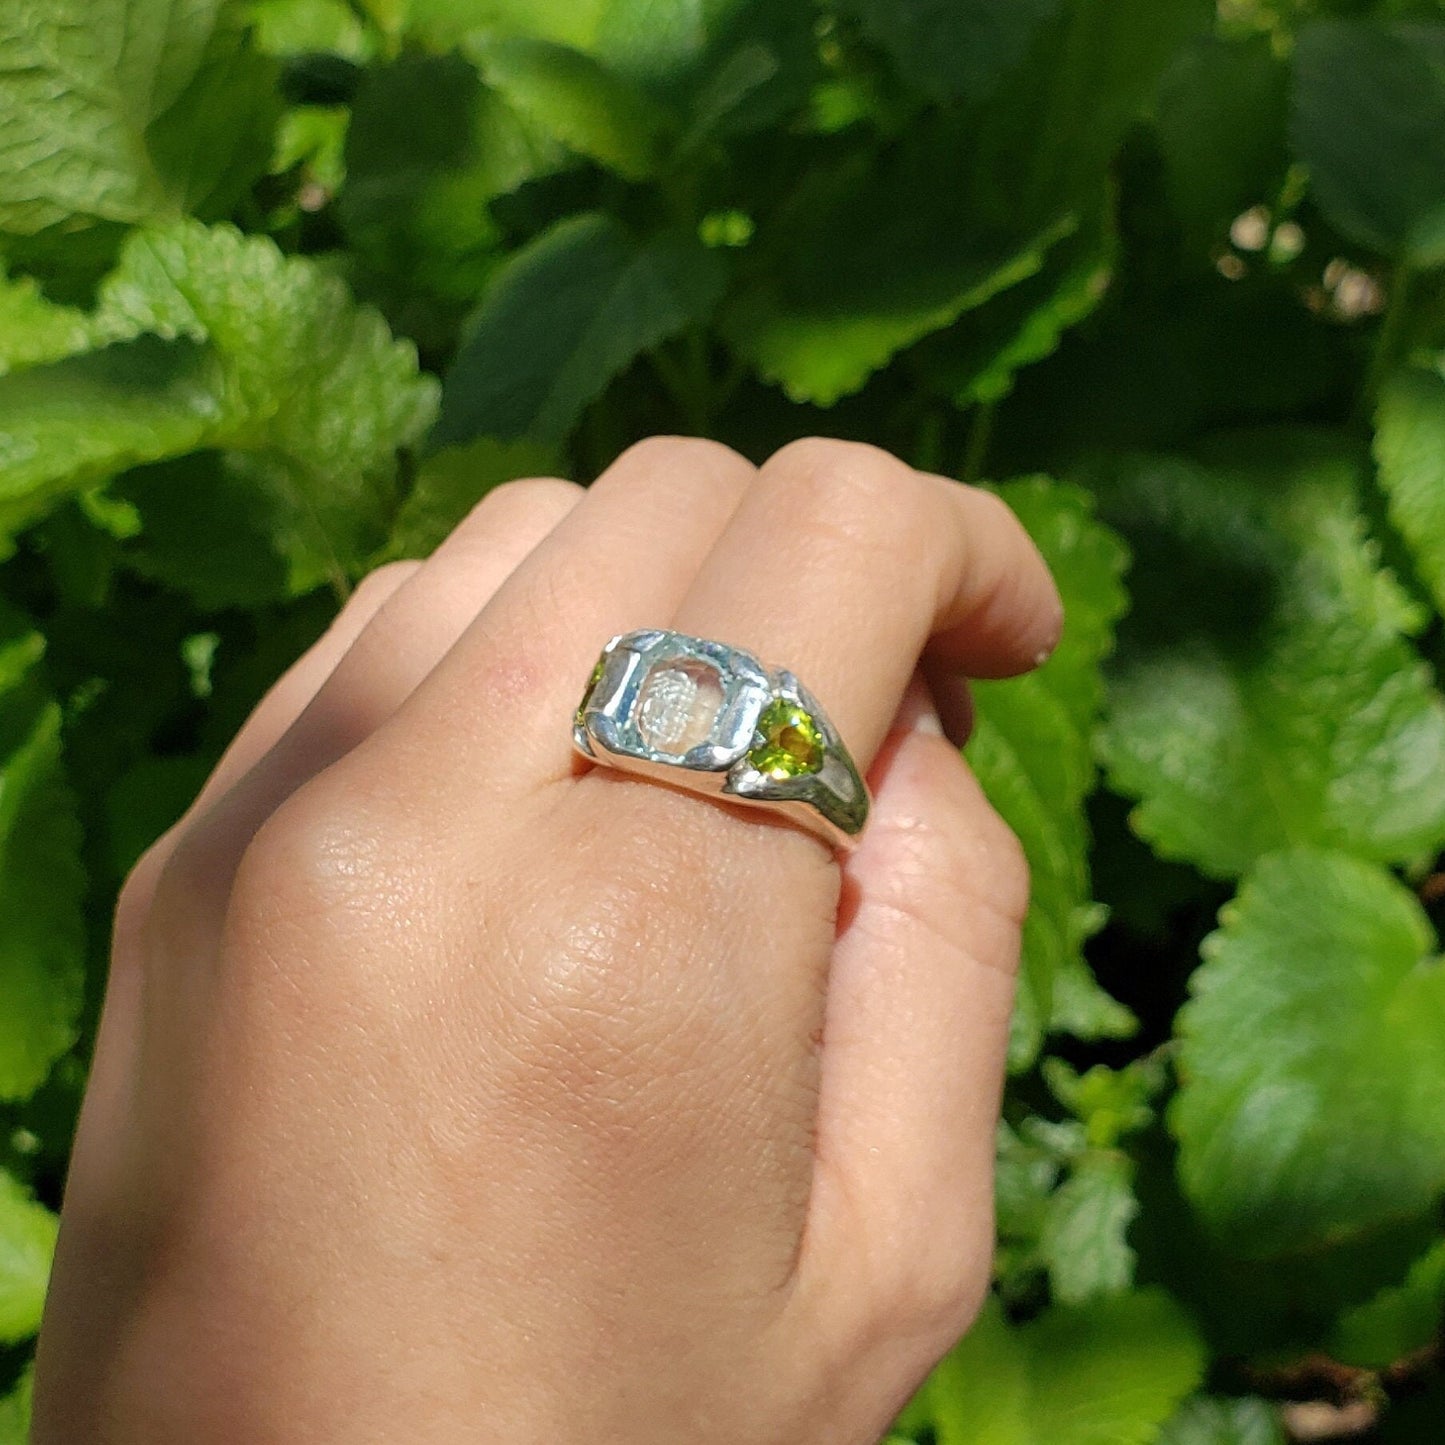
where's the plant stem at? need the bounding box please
[911,409,945,475]
[650,335,712,434]
[685,328,713,434]
[1362,264,1418,417]
[961,401,996,486]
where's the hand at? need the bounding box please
[34,438,1061,1443]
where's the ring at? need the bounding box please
[572,629,870,850]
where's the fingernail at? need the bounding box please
[913,705,944,736]
[1034,606,1065,668]
[897,674,946,736]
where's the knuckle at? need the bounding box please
[607,434,747,482]
[349,558,419,606]
[147,805,242,931]
[773,437,909,504]
[974,805,1031,930]
[965,484,1022,535]
[826,1161,994,1361]
[862,815,975,944]
[223,774,412,958]
[872,776,1027,923]
[210,778,451,1034]
[770,435,900,481]
[853,753,1030,970]
[465,475,580,529]
[882,1226,994,1350]
[769,438,931,556]
[111,834,175,960]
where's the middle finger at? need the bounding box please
[670,439,1062,782]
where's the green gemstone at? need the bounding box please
[575,656,606,728]
[749,699,825,779]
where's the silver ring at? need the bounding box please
[572,629,870,851]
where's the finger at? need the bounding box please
[371,437,758,792]
[670,438,1061,773]
[235,477,584,793]
[113,559,424,939]
[924,661,975,748]
[191,561,422,814]
[166,477,586,895]
[797,674,1026,1337]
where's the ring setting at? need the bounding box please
[573,630,869,849]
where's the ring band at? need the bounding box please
[572,629,870,850]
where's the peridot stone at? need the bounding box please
[575,656,606,727]
[749,699,825,779]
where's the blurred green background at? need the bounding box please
[2,0,1445,1439]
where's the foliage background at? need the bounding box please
[2,0,1445,1439]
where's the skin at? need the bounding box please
[32,437,1062,1444]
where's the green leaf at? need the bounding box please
[968,0,1213,224]
[991,479,1130,727]
[0,1172,57,1343]
[1044,1055,1164,1150]
[339,53,553,302]
[98,222,438,485]
[250,0,372,59]
[595,0,815,139]
[916,1289,1205,1445]
[1154,36,1289,247]
[341,54,543,303]
[993,276,1354,465]
[0,219,438,585]
[1030,1059,1163,1305]
[1291,21,1445,264]
[466,36,672,181]
[834,0,1061,105]
[1380,1377,1445,1443]
[106,752,214,880]
[913,210,1116,408]
[0,615,44,696]
[967,695,1105,1065]
[966,480,1132,1067]
[1376,363,1445,618]
[0,0,280,235]
[1098,440,1445,878]
[1330,1236,1445,1368]
[1132,1127,1439,1359]
[591,0,713,85]
[995,1120,1062,1282]
[0,642,86,1103]
[405,0,609,51]
[1045,947,1136,1046]
[0,270,101,377]
[1038,1151,1139,1305]
[0,1363,32,1445]
[383,437,561,559]
[434,212,724,446]
[1171,849,1445,1256]
[722,120,1069,406]
[0,337,220,538]
[117,452,325,608]
[1156,1396,1285,1445]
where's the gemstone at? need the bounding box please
[574,655,606,728]
[636,658,725,755]
[748,699,825,779]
